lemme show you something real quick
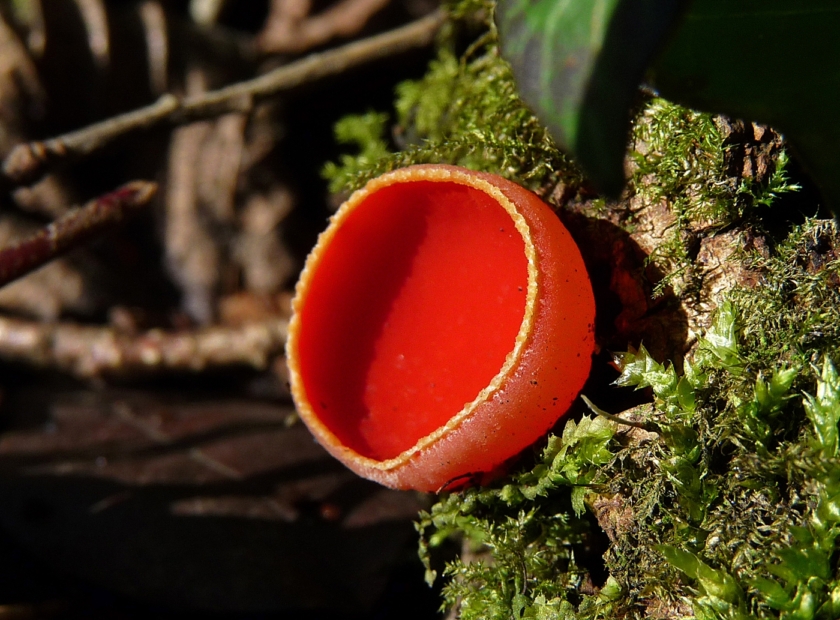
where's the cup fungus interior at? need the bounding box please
[295,179,529,461]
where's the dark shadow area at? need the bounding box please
[0,374,436,617]
[0,465,433,616]
[560,209,689,365]
[279,43,434,266]
[756,148,833,236]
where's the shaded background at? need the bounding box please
[0,0,445,616]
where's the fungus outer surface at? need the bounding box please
[295,180,528,460]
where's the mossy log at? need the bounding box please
[325,4,838,617]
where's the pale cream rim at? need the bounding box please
[286,166,539,471]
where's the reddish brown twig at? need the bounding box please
[1,9,445,188]
[0,316,288,378]
[0,181,157,288]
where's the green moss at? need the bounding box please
[417,415,620,619]
[629,99,798,297]
[318,4,836,619]
[734,220,840,373]
[321,112,391,195]
[632,101,733,228]
[420,218,840,619]
[322,3,579,195]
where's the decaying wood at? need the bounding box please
[164,70,291,322]
[164,71,228,324]
[0,3,444,378]
[0,3,442,614]
[163,117,220,323]
[558,120,783,364]
[0,388,428,612]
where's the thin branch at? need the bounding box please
[580,395,662,434]
[2,9,446,188]
[0,316,288,378]
[0,181,157,288]
[2,97,181,187]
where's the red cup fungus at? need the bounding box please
[287,164,595,492]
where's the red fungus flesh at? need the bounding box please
[296,181,528,460]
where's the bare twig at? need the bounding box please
[0,315,288,378]
[2,9,446,188]
[0,181,157,288]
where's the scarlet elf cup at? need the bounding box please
[286,164,595,492]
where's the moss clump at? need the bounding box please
[631,101,787,228]
[629,100,798,296]
[417,415,621,619]
[322,4,579,196]
[422,226,840,618]
[734,220,840,373]
[321,112,391,195]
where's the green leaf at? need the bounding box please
[676,376,696,412]
[789,526,815,546]
[750,577,792,611]
[652,0,840,214]
[497,0,840,212]
[738,366,797,442]
[496,0,688,196]
[804,358,840,457]
[782,585,819,620]
[613,344,677,394]
[774,546,832,582]
[570,486,587,518]
[555,414,616,475]
[521,595,575,620]
[755,368,797,415]
[597,576,622,603]
[658,544,702,577]
[657,545,744,604]
[818,584,840,620]
[696,300,741,373]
